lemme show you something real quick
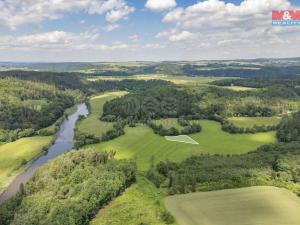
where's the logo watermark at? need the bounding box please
[272,10,300,26]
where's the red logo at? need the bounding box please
[272,10,300,20]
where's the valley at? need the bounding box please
[1,60,300,225]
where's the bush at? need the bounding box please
[161,210,175,224]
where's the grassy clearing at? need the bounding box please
[86,120,276,170]
[228,116,281,128]
[90,176,171,225]
[0,136,52,193]
[77,92,127,138]
[86,74,230,86]
[223,86,258,91]
[165,186,300,225]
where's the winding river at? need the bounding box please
[0,103,89,204]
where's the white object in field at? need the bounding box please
[165,135,199,145]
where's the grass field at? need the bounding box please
[77,92,127,138]
[87,74,231,86]
[224,86,258,91]
[86,120,276,170]
[165,186,300,225]
[90,176,170,225]
[228,116,281,128]
[0,136,52,193]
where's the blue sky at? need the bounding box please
[0,0,299,62]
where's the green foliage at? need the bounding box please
[228,116,281,128]
[147,119,201,136]
[0,71,170,143]
[197,85,299,118]
[0,77,82,141]
[77,92,126,139]
[90,176,173,225]
[211,77,300,89]
[149,142,300,195]
[160,210,175,224]
[87,121,275,171]
[0,149,136,225]
[277,111,300,142]
[101,86,197,121]
[74,132,101,149]
[221,119,277,134]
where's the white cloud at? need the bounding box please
[144,43,165,49]
[0,0,135,29]
[154,0,299,59]
[104,23,120,31]
[76,43,129,50]
[155,29,177,38]
[163,8,184,23]
[0,0,299,61]
[0,31,100,49]
[129,35,139,41]
[105,5,135,22]
[163,0,291,28]
[156,29,195,41]
[0,30,134,54]
[169,31,195,41]
[145,0,177,11]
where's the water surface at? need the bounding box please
[0,103,88,203]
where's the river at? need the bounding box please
[0,103,89,204]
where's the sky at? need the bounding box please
[0,0,299,62]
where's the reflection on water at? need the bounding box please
[0,103,88,203]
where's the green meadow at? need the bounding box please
[87,120,276,170]
[224,86,258,91]
[0,136,52,193]
[87,74,229,86]
[165,186,300,225]
[77,92,127,138]
[228,116,281,128]
[91,176,169,225]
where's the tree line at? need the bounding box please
[147,142,300,195]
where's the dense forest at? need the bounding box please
[0,77,82,142]
[0,70,171,94]
[211,77,300,89]
[101,86,197,121]
[199,85,299,117]
[101,83,298,124]
[0,150,136,225]
[181,64,300,78]
[277,111,300,142]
